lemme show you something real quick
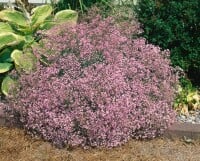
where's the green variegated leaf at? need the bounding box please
[24,35,35,45]
[1,76,17,96]
[39,21,56,30]
[0,62,13,73]
[11,49,37,73]
[11,49,23,66]
[54,10,78,24]
[187,91,199,103]
[16,25,33,35]
[0,9,29,27]
[0,32,24,50]
[0,48,14,62]
[31,5,52,28]
[0,22,14,32]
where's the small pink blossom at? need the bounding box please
[9,16,178,148]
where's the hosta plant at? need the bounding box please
[9,16,178,148]
[0,1,78,96]
[174,78,200,115]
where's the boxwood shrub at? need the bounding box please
[135,0,200,85]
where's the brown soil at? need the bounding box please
[1,127,200,161]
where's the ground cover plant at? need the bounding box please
[135,0,200,86]
[79,2,141,36]
[6,14,179,148]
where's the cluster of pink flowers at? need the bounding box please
[10,16,178,148]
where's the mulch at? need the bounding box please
[1,127,200,161]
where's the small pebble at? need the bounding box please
[177,110,200,124]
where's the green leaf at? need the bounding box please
[0,9,29,27]
[0,48,14,63]
[16,25,33,35]
[11,49,37,73]
[31,5,52,28]
[0,32,24,50]
[54,10,78,24]
[187,91,199,103]
[24,35,35,45]
[1,76,16,96]
[0,22,14,32]
[11,50,23,66]
[39,21,56,30]
[0,62,13,73]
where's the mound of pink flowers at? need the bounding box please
[10,16,178,148]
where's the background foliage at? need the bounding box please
[135,0,200,86]
[55,0,113,13]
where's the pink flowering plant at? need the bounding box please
[9,16,178,148]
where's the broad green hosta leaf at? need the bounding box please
[39,21,56,30]
[0,62,13,73]
[16,25,33,35]
[1,76,17,96]
[54,10,78,24]
[11,49,37,73]
[0,22,14,32]
[24,35,35,47]
[0,9,29,27]
[31,5,52,28]
[0,32,24,50]
[0,48,14,63]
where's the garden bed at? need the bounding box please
[0,0,199,155]
[1,126,200,161]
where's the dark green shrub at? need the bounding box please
[135,0,200,85]
[0,4,4,11]
[55,0,113,13]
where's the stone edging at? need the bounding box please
[164,122,200,140]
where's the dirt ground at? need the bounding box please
[1,127,200,161]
